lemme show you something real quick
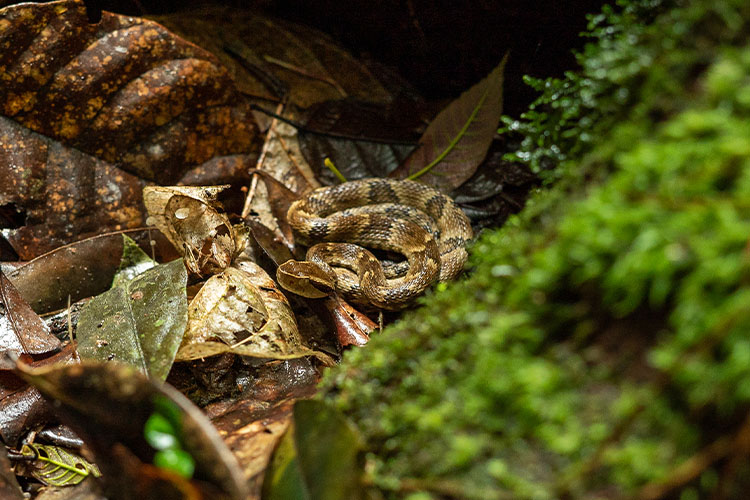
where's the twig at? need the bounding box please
[637,412,750,500]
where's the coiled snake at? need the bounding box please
[276,178,473,310]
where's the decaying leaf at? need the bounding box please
[0,0,260,258]
[17,443,100,487]
[0,269,61,355]
[17,361,249,500]
[76,260,188,381]
[3,229,179,315]
[263,400,364,500]
[176,261,333,366]
[390,56,508,192]
[144,186,236,277]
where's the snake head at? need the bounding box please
[277,260,338,299]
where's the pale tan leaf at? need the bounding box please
[143,185,236,277]
[176,261,333,366]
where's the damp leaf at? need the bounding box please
[390,56,508,192]
[0,0,259,258]
[76,259,188,381]
[17,361,249,499]
[18,443,100,487]
[0,269,61,355]
[3,229,179,315]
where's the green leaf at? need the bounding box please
[263,400,364,500]
[390,55,508,193]
[153,448,195,479]
[112,234,158,288]
[76,259,188,380]
[263,425,311,500]
[144,413,179,450]
[20,443,101,487]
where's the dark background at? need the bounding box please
[79,0,606,115]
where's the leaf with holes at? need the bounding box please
[76,259,188,381]
[389,56,508,193]
[176,261,333,365]
[18,443,100,487]
[0,0,259,259]
[143,185,236,277]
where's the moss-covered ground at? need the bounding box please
[320,1,750,498]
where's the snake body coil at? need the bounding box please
[277,178,473,310]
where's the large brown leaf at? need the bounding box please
[0,0,260,258]
[4,229,179,314]
[389,56,508,193]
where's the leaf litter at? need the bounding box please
[0,0,525,498]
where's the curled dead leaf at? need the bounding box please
[143,185,236,277]
[176,261,333,366]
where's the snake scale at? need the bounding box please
[276,178,473,310]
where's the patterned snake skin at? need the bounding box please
[276,178,473,310]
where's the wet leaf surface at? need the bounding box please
[204,358,321,499]
[0,344,78,447]
[263,400,364,500]
[3,229,179,315]
[0,0,260,258]
[390,56,508,192]
[76,260,188,381]
[18,361,249,500]
[0,2,523,498]
[112,235,158,288]
[0,269,61,355]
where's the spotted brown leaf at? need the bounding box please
[0,0,260,258]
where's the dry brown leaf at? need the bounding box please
[176,261,333,366]
[143,185,236,277]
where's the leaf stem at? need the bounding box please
[406,88,490,181]
[324,157,348,183]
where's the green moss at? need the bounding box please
[320,1,750,498]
